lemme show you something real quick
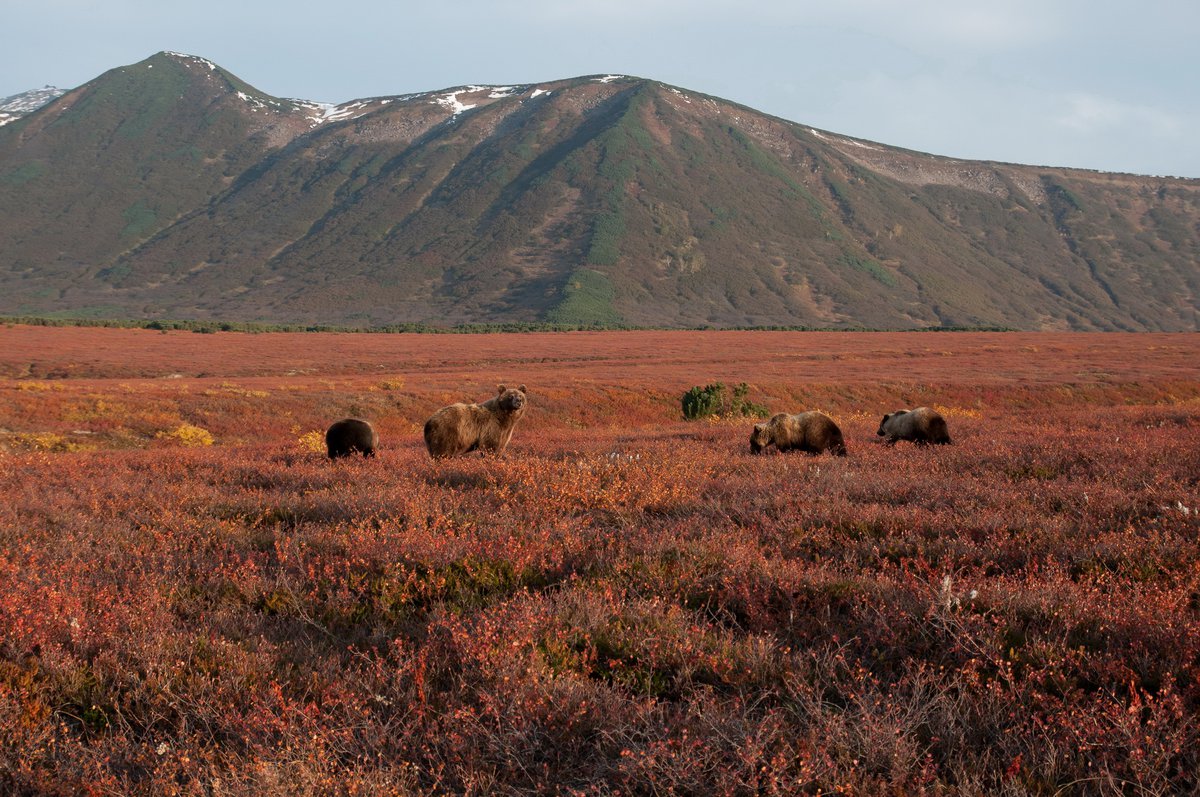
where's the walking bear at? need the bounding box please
[325,418,378,459]
[877,407,951,445]
[750,411,847,456]
[424,385,528,458]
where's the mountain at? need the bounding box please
[1,52,1197,330]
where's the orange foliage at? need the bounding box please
[0,326,1198,794]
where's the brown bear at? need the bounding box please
[750,411,847,456]
[877,406,951,445]
[325,418,378,459]
[424,384,528,458]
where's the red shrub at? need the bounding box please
[0,327,1198,793]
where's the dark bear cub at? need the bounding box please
[325,418,378,459]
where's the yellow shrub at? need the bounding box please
[64,399,128,423]
[8,432,82,452]
[297,430,326,454]
[157,423,214,447]
[205,384,270,398]
[933,404,984,419]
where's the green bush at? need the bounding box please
[682,383,726,419]
[681,382,769,420]
[729,382,770,418]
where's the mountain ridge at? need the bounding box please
[1,52,1196,330]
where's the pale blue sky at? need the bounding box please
[5,0,1198,177]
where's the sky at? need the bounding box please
[4,0,1199,178]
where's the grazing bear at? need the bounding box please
[750,411,847,456]
[424,385,528,458]
[877,406,952,445]
[325,418,378,459]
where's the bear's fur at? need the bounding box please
[877,406,951,445]
[750,411,847,456]
[424,384,528,458]
[325,418,378,459]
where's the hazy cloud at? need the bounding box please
[486,0,1064,50]
[815,0,1062,51]
[1056,93,1182,137]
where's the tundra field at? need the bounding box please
[1,326,1199,796]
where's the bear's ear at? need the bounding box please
[497,385,506,394]
[753,423,764,432]
[518,384,527,393]
[881,413,890,424]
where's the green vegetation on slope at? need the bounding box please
[545,268,623,325]
[585,90,652,266]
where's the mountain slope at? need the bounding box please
[1,53,1197,329]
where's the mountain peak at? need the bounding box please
[158,50,220,70]
[1,53,1197,330]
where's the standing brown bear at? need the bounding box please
[325,418,378,459]
[750,411,847,456]
[877,406,952,445]
[424,385,528,458]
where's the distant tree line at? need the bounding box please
[0,315,1017,334]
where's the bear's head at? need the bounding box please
[877,409,907,436]
[749,422,771,454]
[496,384,528,413]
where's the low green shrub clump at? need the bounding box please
[681,381,769,420]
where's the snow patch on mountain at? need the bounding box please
[288,98,391,127]
[164,52,218,71]
[0,86,66,126]
[433,89,478,116]
[809,128,881,151]
[431,85,524,117]
[843,138,881,151]
[236,91,278,112]
[310,100,373,125]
